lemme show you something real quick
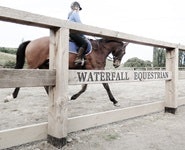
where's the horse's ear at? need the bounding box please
[123,42,129,46]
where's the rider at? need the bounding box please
[68,1,88,65]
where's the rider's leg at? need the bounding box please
[74,47,86,64]
[70,33,88,65]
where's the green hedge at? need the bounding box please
[0,47,16,55]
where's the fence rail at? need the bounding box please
[1,6,185,49]
[0,69,55,88]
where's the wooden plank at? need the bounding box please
[47,28,69,147]
[165,48,179,113]
[0,69,55,88]
[64,21,181,49]
[0,122,47,150]
[0,69,172,88]
[1,6,185,50]
[68,101,164,133]
[69,70,172,85]
[0,6,62,28]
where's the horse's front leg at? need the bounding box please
[71,84,88,100]
[4,87,20,102]
[102,83,119,106]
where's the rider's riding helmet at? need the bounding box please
[71,1,82,10]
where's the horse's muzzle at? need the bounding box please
[113,60,121,68]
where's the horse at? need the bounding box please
[4,36,128,106]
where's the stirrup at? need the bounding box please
[74,58,82,63]
[74,58,85,66]
[81,59,85,66]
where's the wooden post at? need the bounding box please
[165,47,179,114]
[47,28,69,148]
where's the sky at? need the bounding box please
[0,0,185,63]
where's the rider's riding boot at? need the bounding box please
[74,47,85,65]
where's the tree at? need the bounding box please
[179,50,185,67]
[123,57,152,67]
[153,47,185,68]
[153,47,166,67]
[145,60,152,67]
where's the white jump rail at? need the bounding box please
[1,6,185,149]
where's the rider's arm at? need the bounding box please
[68,11,82,23]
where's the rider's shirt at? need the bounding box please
[68,10,85,38]
[68,10,82,23]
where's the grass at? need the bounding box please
[0,47,17,55]
[0,52,16,67]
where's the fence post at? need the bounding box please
[165,47,179,114]
[47,27,69,148]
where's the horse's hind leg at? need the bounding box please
[71,84,87,100]
[4,87,20,102]
[102,83,119,106]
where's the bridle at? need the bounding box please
[109,41,125,62]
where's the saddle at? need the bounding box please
[69,39,92,55]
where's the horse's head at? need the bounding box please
[91,38,128,68]
[111,41,129,68]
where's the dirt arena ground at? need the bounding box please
[1,80,185,150]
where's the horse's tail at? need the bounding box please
[5,41,31,101]
[15,41,31,69]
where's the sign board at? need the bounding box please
[68,70,172,85]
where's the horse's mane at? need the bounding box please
[102,38,123,44]
[89,38,123,51]
[89,38,122,43]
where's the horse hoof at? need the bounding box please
[71,95,77,100]
[4,94,13,103]
[114,102,120,107]
[67,137,73,143]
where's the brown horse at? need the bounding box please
[5,36,128,106]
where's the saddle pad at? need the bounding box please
[69,38,92,55]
